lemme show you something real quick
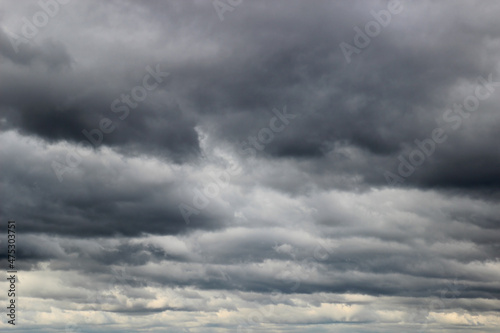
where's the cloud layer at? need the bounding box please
[0,0,499,332]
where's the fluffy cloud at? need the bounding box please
[0,0,499,332]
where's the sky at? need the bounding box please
[0,0,500,332]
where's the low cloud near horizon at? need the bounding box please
[0,0,499,332]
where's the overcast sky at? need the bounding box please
[1,0,500,332]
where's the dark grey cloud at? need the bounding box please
[1,0,500,191]
[1,0,500,332]
[0,135,227,237]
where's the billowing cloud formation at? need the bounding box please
[0,0,499,332]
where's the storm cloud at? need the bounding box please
[0,0,499,332]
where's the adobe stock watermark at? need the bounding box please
[51,64,169,182]
[339,0,403,64]
[212,0,243,21]
[178,105,296,224]
[384,73,500,186]
[416,279,468,332]
[5,0,72,54]
[236,239,340,332]
[65,267,163,333]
